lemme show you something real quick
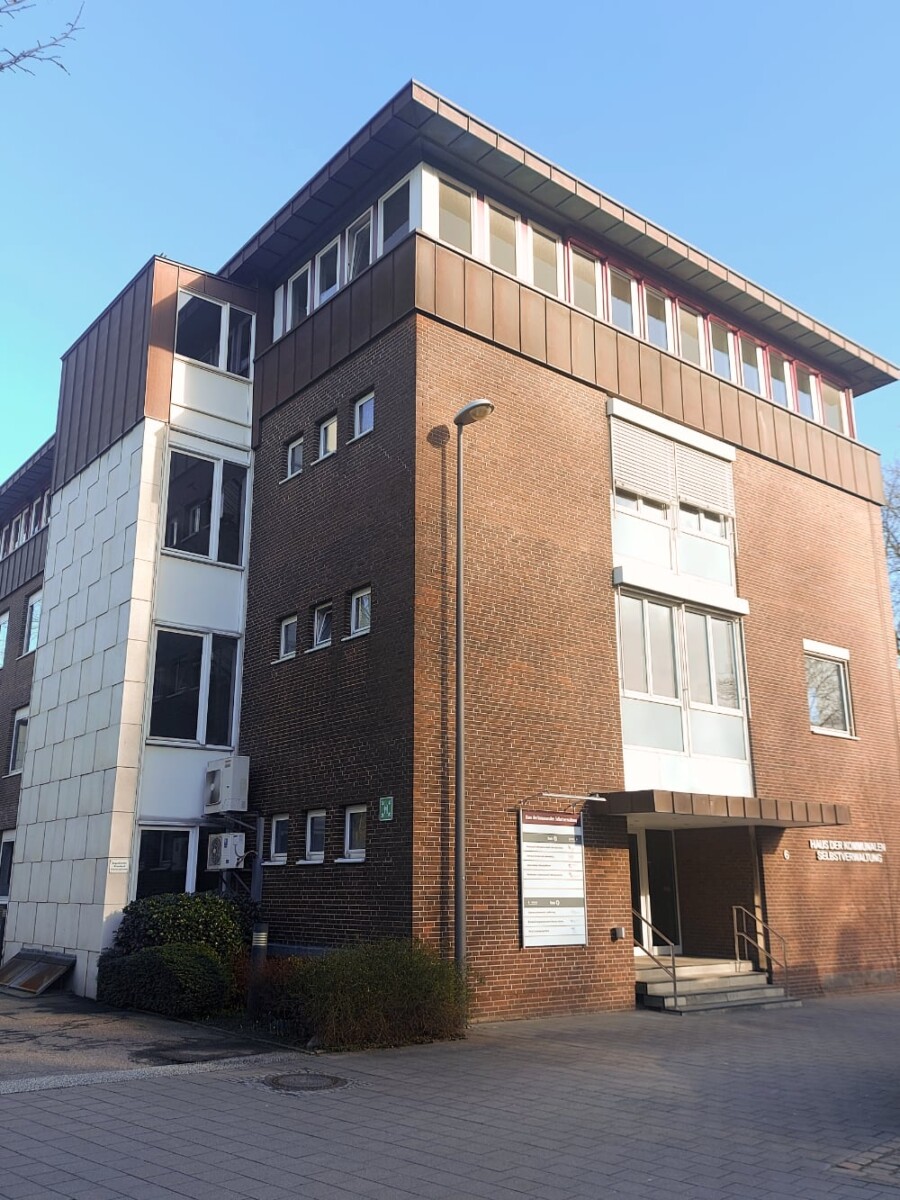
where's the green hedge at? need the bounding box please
[98,943,228,1019]
[113,892,253,958]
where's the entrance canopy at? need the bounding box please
[596,789,850,830]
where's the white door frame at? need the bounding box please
[631,828,682,956]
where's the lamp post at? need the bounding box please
[453,398,495,969]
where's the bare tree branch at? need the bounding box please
[1,0,83,76]
[882,459,900,635]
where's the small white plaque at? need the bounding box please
[108,858,130,874]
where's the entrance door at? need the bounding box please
[628,830,682,954]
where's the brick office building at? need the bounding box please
[4,82,900,1015]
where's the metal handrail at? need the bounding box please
[733,905,789,995]
[632,908,678,1010]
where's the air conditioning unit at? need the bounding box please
[204,756,250,815]
[207,832,245,871]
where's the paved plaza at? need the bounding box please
[1,991,900,1198]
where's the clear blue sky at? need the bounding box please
[2,0,898,481]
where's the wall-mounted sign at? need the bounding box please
[520,810,587,948]
[108,859,130,874]
[809,838,886,864]
[379,796,394,822]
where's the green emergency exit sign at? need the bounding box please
[379,796,394,821]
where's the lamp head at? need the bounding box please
[454,399,495,428]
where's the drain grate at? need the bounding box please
[265,1072,348,1093]
[836,1138,900,1188]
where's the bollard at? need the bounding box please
[247,921,268,1020]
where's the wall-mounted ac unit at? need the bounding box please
[204,756,250,815]
[207,832,245,871]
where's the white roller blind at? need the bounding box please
[675,444,735,515]
[610,419,676,503]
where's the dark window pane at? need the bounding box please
[217,462,247,565]
[319,245,339,297]
[227,308,253,378]
[176,295,221,367]
[382,181,410,253]
[165,452,214,557]
[136,830,189,898]
[290,268,309,327]
[206,635,238,747]
[273,820,289,858]
[348,219,371,280]
[0,841,12,898]
[308,813,325,856]
[150,632,202,740]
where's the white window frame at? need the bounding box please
[709,320,735,383]
[608,267,638,335]
[132,825,205,901]
[819,379,848,436]
[286,262,311,332]
[269,815,289,865]
[676,303,706,369]
[23,590,41,655]
[352,393,374,441]
[279,616,298,660]
[570,246,602,317]
[768,351,794,410]
[315,237,342,307]
[148,627,241,748]
[346,211,374,283]
[162,448,249,568]
[174,290,255,381]
[302,809,326,863]
[311,603,333,650]
[377,172,417,256]
[284,436,304,481]
[434,174,476,255]
[0,829,14,903]
[643,285,673,353]
[317,416,338,461]
[485,200,521,278]
[349,586,371,638]
[0,611,8,670]
[9,706,28,775]
[739,336,766,397]
[342,804,367,862]
[793,365,819,422]
[528,223,563,297]
[802,640,854,738]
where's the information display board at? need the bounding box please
[519,810,587,947]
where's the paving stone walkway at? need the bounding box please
[2,991,900,1198]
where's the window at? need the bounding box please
[531,228,560,296]
[379,178,411,255]
[312,603,332,649]
[678,305,704,367]
[572,249,599,316]
[609,269,636,333]
[305,810,325,862]
[164,451,247,566]
[488,205,517,275]
[288,264,311,330]
[645,289,670,351]
[343,805,366,861]
[820,381,846,434]
[347,212,372,282]
[796,367,816,420]
[0,832,13,902]
[317,416,337,460]
[136,829,190,898]
[149,630,239,746]
[710,322,733,381]
[769,353,792,407]
[350,587,371,637]
[438,179,473,253]
[353,394,374,439]
[280,616,297,659]
[270,816,289,864]
[0,612,8,669]
[285,437,304,480]
[9,707,28,774]
[739,337,764,395]
[316,238,341,305]
[23,591,41,655]
[804,647,853,735]
[175,292,254,379]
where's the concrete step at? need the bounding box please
[635,959,756,984]
[653,995,803,1016]
[638,971,769,997]
[642,985,789,1010]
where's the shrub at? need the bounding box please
[229,951,313,1032]
[297,939,468,1050]
[113,892,252,958]
[98,943,228,1018]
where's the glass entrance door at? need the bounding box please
[628,829,682,954]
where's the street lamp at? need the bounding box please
[453,398,495,969]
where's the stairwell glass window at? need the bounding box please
[438,179,473,254]
[0,612,8,669]
[805,648,853,736]
[23,591,41,655]
[9,707,28,774]
[305,810,325,862]
[343,805,366,861]
[164,451,247,566]
[353,394,374,440]
[149,630,239,747]
[175,292,254,379]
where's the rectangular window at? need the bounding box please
[572,249,599,315]
[316,239,341,305]
[710,322,733,381]
[0,528,9,559]
[175,293,253,379]
[353,394,374,439]
[317,416,337,460]
[350,587,371,636]
[531,228,560,296]
[769,353,792,407]
[0,833,13,901]
[795,367,815,419]
[164,452,247,566]
[344,805,366,861]
[678,306,703,367]
[645,289,669,351]
[380,179,411,255]
[438,179,473,253]
[820,381,846,434]
[347,213,372,282]
[280,616,297,658]
[226,307,253,378]
[805,652,853,735]
[740,337,763,395]
[149,630,239,746]
[0,612,8,669]
[305,810,325,862]
[288,265,311,330]
[609,269,636,333]
[270,816,289,863]
[23,591,41,655]
[9,707,28,775]
[285,437,304,479]
[312,603,332,649]
[488,205,517,275]
[136,829,190,899]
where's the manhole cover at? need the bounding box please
[265,1072,348,1093]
